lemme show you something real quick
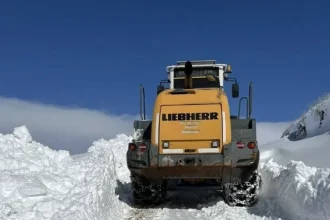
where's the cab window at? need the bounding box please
[173,67,220,89]
[173,77,220,89]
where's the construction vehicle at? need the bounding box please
[126,60,261,206]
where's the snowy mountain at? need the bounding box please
[281,93,329,141]
[1,94,330,220]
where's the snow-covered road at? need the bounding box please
[0,94,330,220]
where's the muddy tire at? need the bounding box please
[130,172,167,205]
[167,179,178,191]
[223,170,262,207]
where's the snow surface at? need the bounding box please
[1,94,330,220]
[0,127,131,220]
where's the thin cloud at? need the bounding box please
[0,96,139,155]
[0,96,291,154]
[257,121,291,146]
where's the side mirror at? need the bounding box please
[232,83,239,98]
[157,85,164,95]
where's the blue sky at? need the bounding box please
[0,0,329,122]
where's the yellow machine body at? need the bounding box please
[151,88,232,154]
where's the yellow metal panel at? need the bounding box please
[159,104,222,154]
[151,89,232,148]
[160,104,221,139]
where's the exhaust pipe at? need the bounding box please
[184,61,193,89]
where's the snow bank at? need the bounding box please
[194,134,330,220]
[257,93,330,220]
[260,159,330,220]
[0,125,132,220]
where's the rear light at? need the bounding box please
[139,143,147,152]
[163,141,169,148]
[236,141,244,149]
[128,143,137,151]
[211,140,219,148]
[247,142,256,149]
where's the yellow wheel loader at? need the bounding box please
[127,60,261,206]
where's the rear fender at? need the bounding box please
[126,120,152,168]
[222,118,259,183]
[230,118,259,167]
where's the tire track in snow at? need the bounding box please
[121,186,224,220]
[124,209,155,220]
[117,178,285,220]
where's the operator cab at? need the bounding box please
[167,60,227,90]
[157,60,238,97]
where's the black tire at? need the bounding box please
[130,172,167,205]
[167,179,178,191]
[223,170,262,207]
